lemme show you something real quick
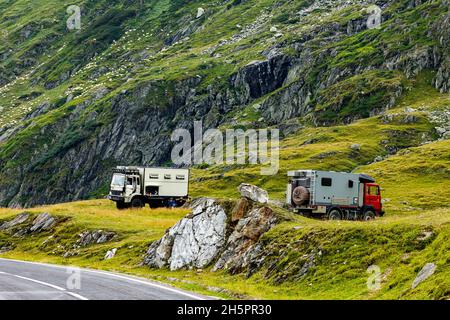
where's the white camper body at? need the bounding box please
[142,167,189,197]
[287,170,364,208]
[108,166,189,209]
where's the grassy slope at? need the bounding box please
[0,79,448,299]
[0,0,448,299]
[0,200,448,299]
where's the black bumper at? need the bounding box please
[108,195,124,201]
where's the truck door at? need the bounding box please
[135,176,141,194]
[125,177,134,196]
[364,183,381,213]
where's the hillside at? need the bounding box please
[0,0,449,301]
[0,192,448,300]
[0,0,449,207]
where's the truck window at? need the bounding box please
[164,174,171,180]
[369,186,379,195]
[321,178,332,186]
[348,180,354,188]
[111,174,125,186]
[127,178,133,186]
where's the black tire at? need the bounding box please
[131,197,144,209]
[116,201,127,210]
[328,208,342,220]
[363,210,376,221]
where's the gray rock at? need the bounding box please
[412,263,436,289]
[417,231,434,241]
[213,206,276,273]
[144,198,227,270]
[196,8,205,18]
[77,230,117,247]
[29,213,55,233]
[104,248,117,260]
[350,143,361,151]
[373,156,384,163]
[0,246,12,254]
[238,183,269,204]
[0,213,30,231]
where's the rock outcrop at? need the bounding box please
[77,230,117,247]
[213,206,277,273]
[144,198,228,270]
[0,212,56,236]
[144,189,277,273]
[29,213,55,233]
[0,212,30,231]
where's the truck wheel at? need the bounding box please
[131,197,144,209]
[328,209,342,220]
[116,201,127,210]
[363,210,376,221]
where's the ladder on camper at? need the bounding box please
[310,173,316,205]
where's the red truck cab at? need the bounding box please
[364,183,384,216]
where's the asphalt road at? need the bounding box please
[0,258,207,300]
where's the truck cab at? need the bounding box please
[364,183,382,216]
[109,168,142,208]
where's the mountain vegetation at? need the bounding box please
[0,0,448,300]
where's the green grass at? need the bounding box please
[0,198,448,299]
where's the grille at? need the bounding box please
[111,190,123,196]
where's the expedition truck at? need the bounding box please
[108,166,189,209]
[286,170,384,220]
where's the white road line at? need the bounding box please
[0,271,89,300]
[13,275,67,291]
[0,258,205,300]
[82,269,205,300]
[66,291,89,300]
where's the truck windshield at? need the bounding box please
[111,174,125,186]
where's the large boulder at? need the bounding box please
[238,183,269,204]
[144,198,227,271]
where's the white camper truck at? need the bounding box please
[108,166,189,209]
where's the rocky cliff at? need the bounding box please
[0,0,448,207]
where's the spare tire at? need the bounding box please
[292,186,310,206]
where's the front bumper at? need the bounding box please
[108,195,124,201]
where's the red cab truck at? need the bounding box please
[287,170,384,220]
